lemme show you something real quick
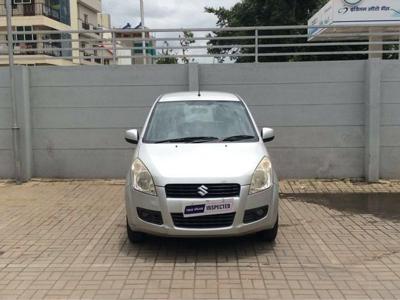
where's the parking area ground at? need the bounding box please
[0,180,399,300]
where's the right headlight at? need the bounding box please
[249,157,273,195]
[131,158,157,196]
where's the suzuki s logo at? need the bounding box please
[343,0,362,5]
[197,185,209,197]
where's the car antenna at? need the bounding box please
[198,86,201,97]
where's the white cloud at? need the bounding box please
[102,0,239,28]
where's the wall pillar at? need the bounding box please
[365,58,382,182]
[188,63,199,92]
[368,28,383,59]
[69,0,80,64]
[14,66,33,181]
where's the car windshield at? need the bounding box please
[143,101,258,143]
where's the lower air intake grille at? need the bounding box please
[171,213,235,229]
[243,206,269,224]
[137,208,163,225]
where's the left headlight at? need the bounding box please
[131,159,157,196]
[249,157,273,195]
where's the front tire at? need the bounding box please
[127,220,145,243]
[258,217,278,242]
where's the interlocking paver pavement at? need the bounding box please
[0,180,399,299]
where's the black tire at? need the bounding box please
[127,220,145,243]
[258,217,278,242]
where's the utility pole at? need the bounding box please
[6,0,21,184]
[140,0,147,64]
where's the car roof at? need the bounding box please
[158,91,241,102]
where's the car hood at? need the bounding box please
[138,143,268,186]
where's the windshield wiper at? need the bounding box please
[155,136,219,144]
[222,135,256,142]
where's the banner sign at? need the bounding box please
[308,0,400,39]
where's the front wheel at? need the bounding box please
[257,217,278,242]
[127,219,145,243]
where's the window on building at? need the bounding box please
[84,14,88,24]
[15,26,36,44]
[12,26,37,54]
[53,0,71,26]
[13,0,32,4]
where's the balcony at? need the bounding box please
[0,3,61,22]
[81,22,90,30]
[79,20,100,39]
[13,43,63,57]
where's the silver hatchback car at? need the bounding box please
[124,91,279,242]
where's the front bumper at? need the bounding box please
[125,182,279,238]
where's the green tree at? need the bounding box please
[157,41,178,64]
[205,0,372,62]
[179,31,195,64]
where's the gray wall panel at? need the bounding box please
[270,148,364,178]
[380,61,400,179]
[31,85,186,108]
[380,148,400,179]
[0,150,14,178]
[381,61,400,81]
[381,104,400,126]
[30,65,188,87]
[381,126,400,147]
[269,127,364,148]
[382,82,400,104]
[0,108,11,129]
[201,82,364,105]
[0,69,12,178]
[0,130,12,150]
[32,107,151,129]
[0,88,11,108]
[0,69,10,108]
[249,104,363,127]
[200,61,365,85]
[33,149,132,178]
[33,129,131,150]
[0,69,10,87]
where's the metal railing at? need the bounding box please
[0,24,399,64]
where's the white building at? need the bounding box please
[0,0,112,65]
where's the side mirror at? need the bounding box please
[125,129,139,144]
[261,127,275,143]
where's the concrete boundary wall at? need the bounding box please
[0,69,12,178]
[0,60,399,180]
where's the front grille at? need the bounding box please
[165,184,240,198]
[137,208,163,225]
[171,213,236,228]
[243,206,269,224]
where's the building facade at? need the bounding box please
[116,22,156,65]
[0,0,111,65]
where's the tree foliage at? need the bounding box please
[206,0,324,28]
[156,41,178,64]
[179,31,195,64]
[205,0,372,63]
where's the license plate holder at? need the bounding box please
[183,198,235,218]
